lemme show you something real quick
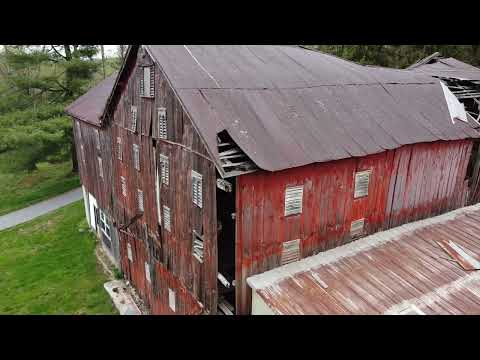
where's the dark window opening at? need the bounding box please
[466,140,480,186]
[216,175,236,314]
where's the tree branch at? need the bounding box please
[51,46,66,60]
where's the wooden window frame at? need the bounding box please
[99,210,111,240]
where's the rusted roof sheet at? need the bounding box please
[247,204,480,315]
[65,72,118,127]
[145,46,480,172]
[408,56,480,81]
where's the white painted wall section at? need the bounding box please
[251,291,275,315]
[88,193,97,231]
[82,185,91,227]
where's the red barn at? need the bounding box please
[66,46,480,315]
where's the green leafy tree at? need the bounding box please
[309,45,480,68]
[1,45,100,172]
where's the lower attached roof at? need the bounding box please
[65,72,118,127]
[247,204,480,315]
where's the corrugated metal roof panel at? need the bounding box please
[145,46,480,172]
[179,83,478,172]
[247,204,480,315]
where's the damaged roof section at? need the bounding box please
[145,45,480,173]
[409,53,480,126]
[247,204,480,315]
[408,53,480,81]
[65,72,118,127]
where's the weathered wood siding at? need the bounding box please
[236,139,473,315]
[73,120,114,214]
[110,48,217,314]
[74,46,218,314]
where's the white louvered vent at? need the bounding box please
[354,170,371,198]
[192,230,204,263]
[350,218,365,237]
[149,66,155,97]
[127,242,133,262]
[168,288,176,312]
[139,75,145,97]
[94,129,101,150]
[192,170,203,208]
[285,185,303,216]
[133,144,140,171]
[137,189,144,212]
[144,262,151,283]
[154,151,162,225]
[281,239,301,266]
[97,157,104,179]
[141,66,155,98]
[163,205,171,232]
[130,106,138,132]
[157,107,167,139]
[120,176,127,197]
[159,155,169,186]
[116,137,122,161]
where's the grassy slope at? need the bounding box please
[0,201,117,315]
[0,160,80,216]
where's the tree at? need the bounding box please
[2,45,99,172]
[309,45,480,68]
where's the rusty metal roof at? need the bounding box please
[145,45,480,172]
[247,204,480,315]
[65,72,118,127]
[408,56,480,81]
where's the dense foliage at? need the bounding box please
[0,46,119,172]
[309,45,480,68]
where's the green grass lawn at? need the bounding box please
[0,201,117,315]
[0,160,80,216]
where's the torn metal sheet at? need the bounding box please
[440,81,468,123]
